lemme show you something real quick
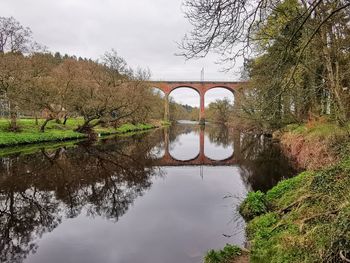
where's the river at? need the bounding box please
[0,123,295,263]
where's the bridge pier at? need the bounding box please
[199,126,205,159]
[164,93,170,122]
[199,91,205,125]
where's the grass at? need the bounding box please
[0,118,86,147]
[95,123,156,136]
[239,191,268,220]
[240,125,350,263]
[204,244,243,263]
[284,121,349,140]
[0,118,159,147]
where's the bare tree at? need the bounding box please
[0,17,33,54]
[179,0,350,69]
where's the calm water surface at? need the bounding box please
[0,124,295,263]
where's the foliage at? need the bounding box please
[204,244,242,263]
[206,98,234,124]
[181,0,350,129]
[239,191,268,220]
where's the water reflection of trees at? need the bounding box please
[205,125,295,191]
[0,132,164,263]
[205,124,234,147]
[238,132,296,192]
[169,124,198,142]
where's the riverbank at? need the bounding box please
[239,122,350,263]
[0,118,162,147]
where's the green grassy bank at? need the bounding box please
[204,244,249,263]
[239,122,350,263]
[0,118,158,147]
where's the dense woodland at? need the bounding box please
[181,0,350,129]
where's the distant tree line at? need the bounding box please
[206,98,234,124]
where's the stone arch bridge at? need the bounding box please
[149,81,244,123]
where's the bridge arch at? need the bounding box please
[169,85,200,95]
[204,85,235,94]
[148,81,243,123]
[168,87,200,121]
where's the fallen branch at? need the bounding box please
[278,194,317,214]
[340,251,350,263]
[299,209,340,232]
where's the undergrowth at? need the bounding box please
[280,122,349,170]
[204,244,243,263]
[240,140,350,263]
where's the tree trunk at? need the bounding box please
[75,120,93,133]
[63,115,68,125]
[35,113,38,125]
[321,25,347,125]
[9,111,18,132]
[40,116,53,132]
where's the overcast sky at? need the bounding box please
[1,0,241,106]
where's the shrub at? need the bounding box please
[239,191,268,220]
[204,244,242,263]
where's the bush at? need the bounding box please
[204,244,242,263]
[239,191,268,221]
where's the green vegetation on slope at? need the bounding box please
[204,244,243,263]
[240,123,350,263]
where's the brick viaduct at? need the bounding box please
[149,81,244,123]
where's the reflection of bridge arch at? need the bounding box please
[149,81,244,123]
[168,153,201,163]
[155,127,241,166]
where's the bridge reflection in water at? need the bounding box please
[154,126,241,166]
